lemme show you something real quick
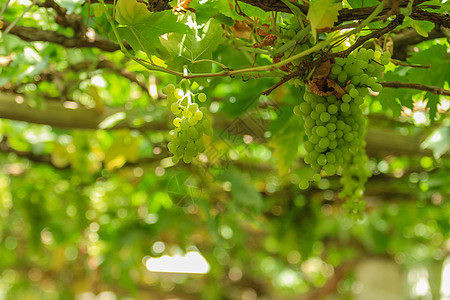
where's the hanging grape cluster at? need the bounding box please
[295,48,391,212]
[162,83,213,164]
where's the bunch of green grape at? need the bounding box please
[295,48,391,212]
[273,16,313,87]
[162,84,213,164]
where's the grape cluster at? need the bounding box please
[295,48,391,212]
[273,16,313,87]
[162,84,213,164]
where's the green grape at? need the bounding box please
[320,112,331,122]
[349,88,359,98]
[340,102,350,112]
[198,93,207,102]
[316,126,328,137]
[317,154,327,166]
[326,152,336,163]
[337,71,347,83]
[326,123,336,132]
[324,164,336,176]
[371,83,382,92]
[310,134,320,144]
[328,131,337,140]
[173,118,182,127]
[171,102,181,114]
[342,94,351,103]
[366,77,376,87]
[298,180,310,190]
[188,117,198,126]
[318,137,330,148]
[300,102,312,114]
[331,65,342,75]
[304,141,314,152]
[188,127,199,139]
[312,173,322,182]
[310,111,319,120]
[315,103,326,113]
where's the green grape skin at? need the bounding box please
[320,112,331,122]
[317,154,327,166]
[318,137,330,148]
[315,103,326,113]
[316,126,328,137]
[324,164,336,176]
[340,102,350,112]
[312,173,322,182]
[198,93,207,102]
[300,102,312,114]
[342,94,351,103]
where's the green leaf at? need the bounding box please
[403,17,435,37]
[307,0,341,40]
[269,114,303,176]
[280,0,306,19]
[421,126,450,159]
[231,2,269,20]
[190,0,234,25]
[217,168,263,213]
[161,18,223,81]
[116,11,191,59]
[115,0,151,25]
[425,92,439,121]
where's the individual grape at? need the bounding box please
[316,126,328,137]
[320,112,331,122]
[310,111,319,120]
[337,71,347,83]
[342,94,351,103]
[304,141,314,153]
[173,118,182,127]
[340,102,350,112]
[298,179,310,190]
[318,137,330,148]
[326,123,336,132]
[171,102,181,114]
[371,83,382,92]
[300,102,312,114]
[317,154,327,166]
[331,65,342,75]
[315,103,326,113]
[198,93,207,102]
[189,117,198,126]
[349,88,359,98]
[312,173,322,182]
[324,164,336,176]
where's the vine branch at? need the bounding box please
[381,81,450,96]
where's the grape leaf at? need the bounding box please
[116,11,191,60]
[403,17,435,37]
[161,18,223,79]
[190,0,233,25]
[307,0,341,40]
[115,0,150,25]
[269,114,303,176]
[231,1,269,20]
